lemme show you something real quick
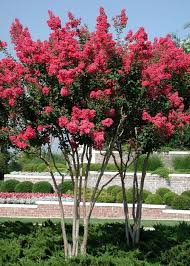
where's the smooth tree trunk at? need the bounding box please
[131,152,150,246]
[112,146,150,247]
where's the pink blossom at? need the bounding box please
[79,120,95,135]
[47,10,61,30]
[60,87,71,97]
[58,116,69,127]
[101,118,114,127]
[92,131,105,149]
[42,87,50,95]
[44,106,53,113]
[66,121,78,134]
[24,126,36,139]
[0,40,7,49]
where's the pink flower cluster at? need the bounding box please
[1,7,190,153]
[0,192,73,199]
[9,126,36,149]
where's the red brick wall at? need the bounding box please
[0,202,190,220]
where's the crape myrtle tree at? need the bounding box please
[0,7,190,256]
[0,8,130,257]
[109,23,190,245]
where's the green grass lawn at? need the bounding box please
[0,217,189,226]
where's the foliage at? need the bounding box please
[8,160,22,172]
[0,221,190,265]
[32,181,54,193]
[163,192,178,206]
[0,179,20,192]
[107,185,122,202]
[0,152,9,174]
[58,181,73,194]
[145,194,163,204]
[82,163,118,174]
[15,181,33,193]
[155,187,171,198]
[97,190,114,203]
[171,195,190,210]
[115,191,123,203]
[142,189,152,201]
[172,155,190,171]
[181,189,190,198]
[128,155,163,172]
[161,240,190,265]
[115,188,152,203]
[0,238,21,265]
[152,167,170,180]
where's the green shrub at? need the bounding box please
[0,179,20,192]
[161,240,190,266]
[0,152,8,174]
[58,180,73,194]
[32,181,54,193]
[83,188,93,201]
[36,163,48,172]
[52,163,67,172]
[181,190,190,198]
[126,188,134,203]
[145,194,163,204]
[15,181,33,193]
[8,160,22,172]
[172,155,190,171]
[97,190,115,203]
[0,238,21,265]
[152,167,170,180]
[115,190,133,203]
[156,187,171,198]
[114,188,151,204]
[22,163,36,172]
[171,195,190,210]
[163,192,177,206]
[115,191,123,203]
[82,163,118,174]
[128,155,163,172]
[105,164,118,171]
[107,185,122,196]
[142,189,152,201]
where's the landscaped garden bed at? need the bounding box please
[0,220,190,265]
[0,192,73,204]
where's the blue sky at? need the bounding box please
[0,0,190,49]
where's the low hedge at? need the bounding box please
[82,163,118,173]
[181,190,190,198]
[163,192,177,206]
[115,188,152,203]
[15,181,33,193]
[107,185,122,199]
[152,167,170,180]
[128,155,163,172]
[156,187,171,198]
[172,155,190,171]
[58,181,73,194]
[0,179,20,192]
[145,194,163,204]
[97,190,114,203]
[32,181,54,193]
[171,195,190,210]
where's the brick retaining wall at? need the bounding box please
[0,202,190,220]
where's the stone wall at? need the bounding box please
[0,201,190,220]
[92,150,190,169]
[5,172,190,194]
